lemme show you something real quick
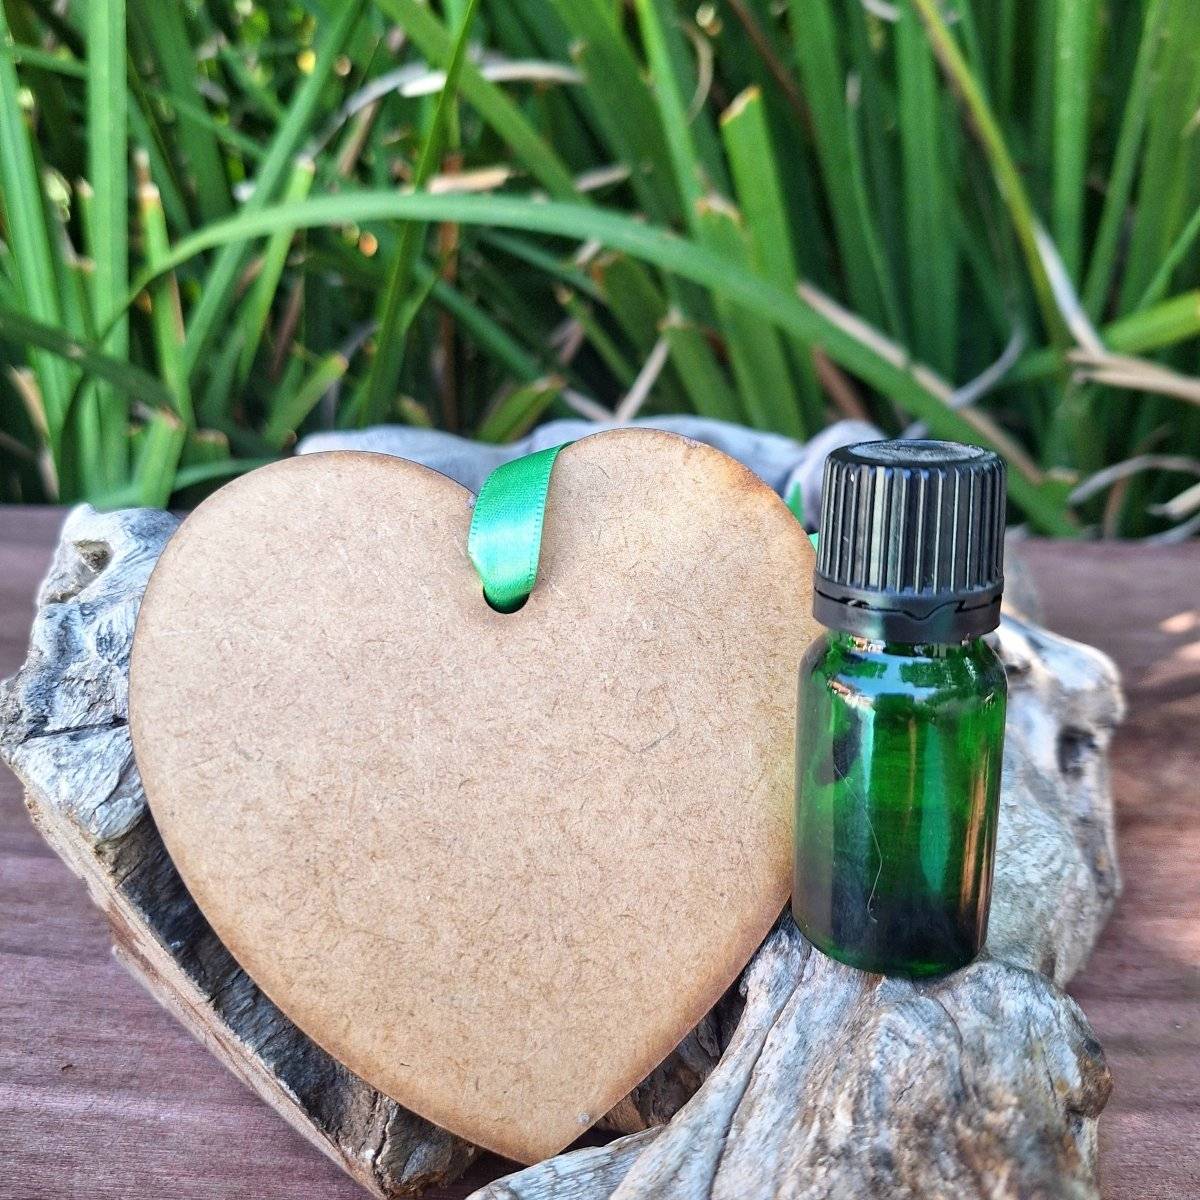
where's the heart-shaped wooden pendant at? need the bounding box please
[129,429,818,1163]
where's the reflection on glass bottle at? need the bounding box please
[792,440,1008,978]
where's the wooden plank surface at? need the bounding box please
[1,508,1196,1200]
[1020,540,1200,1200]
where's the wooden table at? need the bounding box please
[1,508,1196,1200]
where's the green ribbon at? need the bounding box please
[467,443,570,612]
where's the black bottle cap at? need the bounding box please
[813,440,1006,643]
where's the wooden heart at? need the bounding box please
[129,428,818,1163]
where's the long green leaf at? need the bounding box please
[659,311,742,424]
[1009,291,1200,385]
[370,0,680,419]
[1052,0,1097,281]
[546,0,681,223]
[263,352,349,449]
[912,0,1067,346]
[0,305,174,411]
[1136,201,1200,312]
[372,0,578,200]
[476,375,564,443]
[362,0,480,423]
[129,190,1076,532]
[132,409,186,508]
[1117,0,1200,312]
[788,0,888,328]
[93,455,274,510]
[87,0,129,492]
[181,0,366,378]
[130,0,230,224]
[1082,0,1165,317]
[896,1,956,375]
[633,0,704,225]
[720,85,822,428]
[0,7,73,464]
[696,195,802,437]
[235,157,316,385]
[138,179,192,426]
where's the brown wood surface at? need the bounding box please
[1,507,1196,1200]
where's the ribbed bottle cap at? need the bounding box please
[813,440,1006,642]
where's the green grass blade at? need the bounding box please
[87,0,129,492]
[642,0,729,195]
[660,310,742,425]
[385,0,677,410]
[896,1,957,375]
[591,254,670,357]
[197,324,247,431]
[1136,201,1200,312]
[911,0,1067,346]
[181,0,366,380]
[787,0,887,328]
[132,190,1077,530]
[131,409,186,508]
[480,230,602,300]
[263,351,349,449]
[235,157,316,386]
[696,193,810,438]
[1082,0,1165,318]
[1117,0,1200,312]
[637,2,811,425]
[372,0,578,200]
[719,88,797,288]
[720,85,822,427]
[362,0,480,424]
[125,69,191,232]
[633,0,704,225]
[6,42,86,78]
[1009,290,1200,385]
[129,0,230,224]
[1052,0,1097,281]
[138,178,192,427]
[843,73,906,345]
[546,0,681,223]
[991,0,1016,114]
[844,2,904,307]
[415,259,546,382]
[92,455,274,510]
[557,287,637,386]
[3,2,80,173]
[476,375,564,442]
[0,304,175,411]
[0,7,73,465]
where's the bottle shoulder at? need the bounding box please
[800,629,1007,708]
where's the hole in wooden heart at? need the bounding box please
[484,588,528,614]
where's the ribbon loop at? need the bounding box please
[467,443,570,613]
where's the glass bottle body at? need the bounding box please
[792,630,1007,978]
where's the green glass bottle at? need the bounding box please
[792,440,1008,978]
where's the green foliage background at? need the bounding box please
[0,0,1198,534]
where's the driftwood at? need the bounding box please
[1,474,1123,1198]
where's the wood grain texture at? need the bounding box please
[1020,542,1200,1200]
[1,513,1196,1199]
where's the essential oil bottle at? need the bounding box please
[792,440,1008,978]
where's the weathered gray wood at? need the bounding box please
[474,928,1111,1200]
[0,488,1123,1199]
[468,608,1124,1200]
